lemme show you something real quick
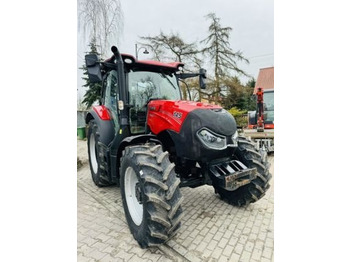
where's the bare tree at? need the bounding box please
[139,32,201,70]
[78,0,123,57]
[139,32,202,100]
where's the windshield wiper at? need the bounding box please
[160,72,177,90]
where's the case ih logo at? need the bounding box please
[173,111,183,119]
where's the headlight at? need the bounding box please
[197,128,227,150]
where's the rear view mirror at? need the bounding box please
[85,54,102,83]
[199,68,206,89]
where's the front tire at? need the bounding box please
[214,136,271,206]
[120,143,183,248]
[87,120,111,187]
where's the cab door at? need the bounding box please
[102,70,120,131]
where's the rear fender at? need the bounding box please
[85,109,115,146]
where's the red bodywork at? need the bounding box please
[119,53,184,70]
[137,60,184,69]
[147,100,221,134]
[93,105,112,120]
[106,53,184,71]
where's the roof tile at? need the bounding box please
[254,67,274,93]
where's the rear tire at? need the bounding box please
[214,136,271,206]
[120,143,183,248]
[87,120,111,187]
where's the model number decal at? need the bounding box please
[173,111,183,119]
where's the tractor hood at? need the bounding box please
[147,100,236,135]
[147,100,237,161]
[166,100,222,113]
[147,100,236,136]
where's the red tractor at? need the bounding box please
[84,46,271,248]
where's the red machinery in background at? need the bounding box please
[248,87,274,131]
[244,87,274,154]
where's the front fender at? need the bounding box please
[116,134,162,170]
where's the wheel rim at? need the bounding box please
[125,167,143,226]
[89,132,98,174]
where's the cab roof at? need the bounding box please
[121,53,184,72]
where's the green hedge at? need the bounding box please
[227,107,248,128]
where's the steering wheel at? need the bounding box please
[142,97,163,108]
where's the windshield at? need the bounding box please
[127,70,181,134]
[128,71,180,107]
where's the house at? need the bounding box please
[254,67,274,94]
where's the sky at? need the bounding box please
[77,0,274,101]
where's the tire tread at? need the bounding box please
[121,143,183,248]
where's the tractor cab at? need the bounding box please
[126,64,182,134]
[85,49,205,136]
[102,62,183,134]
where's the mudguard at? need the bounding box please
[85,108,115,147]
[119,133,160,145]
[113,134,162,182]
[117,134,162,161]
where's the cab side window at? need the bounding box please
[104,70,119,128]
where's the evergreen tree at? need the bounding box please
[201,13,249,104]
[243,79,256,111]
[246,78,256,88]
[221,77,256,111]
[221,76,244,109]
[81,40,102,108]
